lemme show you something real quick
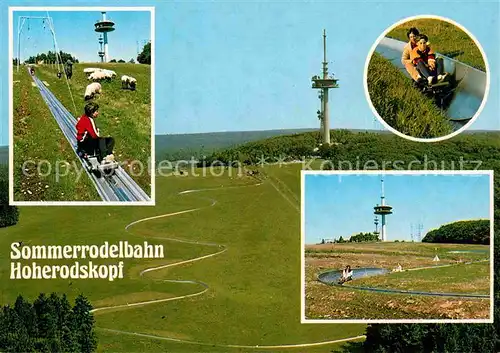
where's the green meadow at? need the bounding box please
[355,261,489,294]
[306,242,490,320]
[12,63,151,201]
[3,129,498,350]
[12,66,98,201]
[387,18,486,71]
[0,165,364,352]
[367,53,452,138]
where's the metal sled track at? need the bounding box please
[374,37,487,129]
[31,71,151,202]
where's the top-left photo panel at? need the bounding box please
[9,7,154,205]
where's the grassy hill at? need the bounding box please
[0,166,365,352]
[156,129,317,161]
[1,131,498,351]
[387,18,486,71]
[156,129,394,162]
[12,65,97,201]
[202,129,500,168]
[367,53,452,138]
[12,63,151,201]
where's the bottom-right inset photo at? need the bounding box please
[301,170,493,323]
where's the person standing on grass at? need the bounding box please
[76,102,115,164]
[410,34,448,85]
[64,60,73,80]
[401,27,424,84]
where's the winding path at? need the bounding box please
[93,180,364,349]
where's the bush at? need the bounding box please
[422,220,490,244]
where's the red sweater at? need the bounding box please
[76,115,99,142]
[410,46,436,65]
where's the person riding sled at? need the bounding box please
[76,102,115,165]
[401,27,423,84]
[338,265,353,284]
[410,34,448,86]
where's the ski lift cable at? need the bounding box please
[46,11,77,117]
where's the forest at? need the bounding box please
[422,219,490,244]
[0,293,97,352]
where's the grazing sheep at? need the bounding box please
[102,69,116,78]
[84,82,102,100]
[88,71,112,82]
[88,71,102,81]
[121,75,137,90]
[86,68,115,81]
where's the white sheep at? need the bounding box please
[102,69,116,78]
[84,82,102,100]
[89,71,112,81]
[88,71,103,81]
[83,68,99,74]
[121,75,137,90]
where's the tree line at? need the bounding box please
[109,59,135,64]
[321,232,380,244]
[364,322,495,352]
[422,219,490,244]
[0,293,97,352]
[202,130,500,170]
[0,165,18,228]
[22,50,78,65]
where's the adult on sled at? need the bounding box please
[76,102,115,165]
[401,27,423,83]
[410,34,448,86]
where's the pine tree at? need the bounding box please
[59,294,78,352]
[71,294,97,353]
[33,293,59,351]
[13,295,37,350]
[0,305,33,352]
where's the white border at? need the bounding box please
[363,15,491,143]
[8,6,155,206]
[301,170,494,324]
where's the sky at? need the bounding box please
[303,173,491,244]
[0,0,499,146]
[12,10,151,63]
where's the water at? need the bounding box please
[318,267,389,285]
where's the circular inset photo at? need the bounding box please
[364,16,489,141]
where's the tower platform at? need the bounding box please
[374,205,393,215]
[95,20,115,32]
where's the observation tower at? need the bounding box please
[94,12,115,62]
[373,178,393,241]
[311,30,339,145]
